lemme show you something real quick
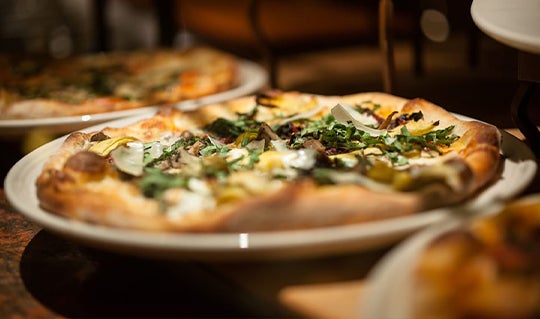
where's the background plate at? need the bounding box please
[0,59,267,136]
[471,0,540,54]
[4,114,538,261]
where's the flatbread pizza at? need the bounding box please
[0,47,238,119]
[35,91,502,232]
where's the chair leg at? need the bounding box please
[379,0,396,93]
[412,3,424,76]
[467,21,480,68]
[93,0,108,52]
[248,0,278,89]
[156,0,176,47]
[511,82,540,158]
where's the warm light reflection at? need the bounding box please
[81,115,92,122]
[421,9,450,43]
[239,233,249,249]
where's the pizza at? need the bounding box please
[0,47,238,119]
[413,195,540,319]
[35,91,502,232]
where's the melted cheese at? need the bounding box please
[255,148,317,176]
[163,178,216,219]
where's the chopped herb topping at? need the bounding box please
[138,167,189,198]
[127,99,461,200]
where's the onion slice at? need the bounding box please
[331,103,387,137]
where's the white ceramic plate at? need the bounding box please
[362,216,464,319]
[4,114,538,261]
[471,0,540,54]
[0,59,268,137]
[362,193,540,319]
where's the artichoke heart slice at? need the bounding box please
[395,120,438,137]
[88,136,139,156]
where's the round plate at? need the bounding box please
[0,59,268,137]
[362,193,540,319]
[362,217,463,319]
[471,0,540,54]
[4,115,538,261]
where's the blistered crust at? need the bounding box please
[401,98,501,192]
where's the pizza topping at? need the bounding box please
[88,136,139,156]
[331,103,388,137]
[274,102,327,127]
[163,178,216,218]
[396,157,471,192]
[82,97,462,205]
[217,171,284,204]
[144,142,165,161]
[110,141,145,176]
[290,106,458,166]
[257,122,280,147]
[58,94,468,217]
[378,111,398,129]
[204,114,258,140]
[255,148,317,178]
[255,91,280,108]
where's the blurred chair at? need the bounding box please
[92,1,481,93]
[173,0,420,92]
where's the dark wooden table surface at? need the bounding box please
[1,130,539,319]
[0,190,389,319]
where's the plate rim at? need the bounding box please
[4,115,538,261]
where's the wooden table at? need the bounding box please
[0,186,389,318]
[1,130,538,319]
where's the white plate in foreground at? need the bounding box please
[362,194,540,319]
[4,114,538,261]
[362,217,463,319]
[0,59,267,136]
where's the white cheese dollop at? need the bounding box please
[164,178,216,219]
[282,148,317,170]
[256,148,317,179]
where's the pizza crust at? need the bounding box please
[401,97,502,193]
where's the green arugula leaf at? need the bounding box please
[138,167,189,198]
[145,135,200,167]
[204,107,262,139]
